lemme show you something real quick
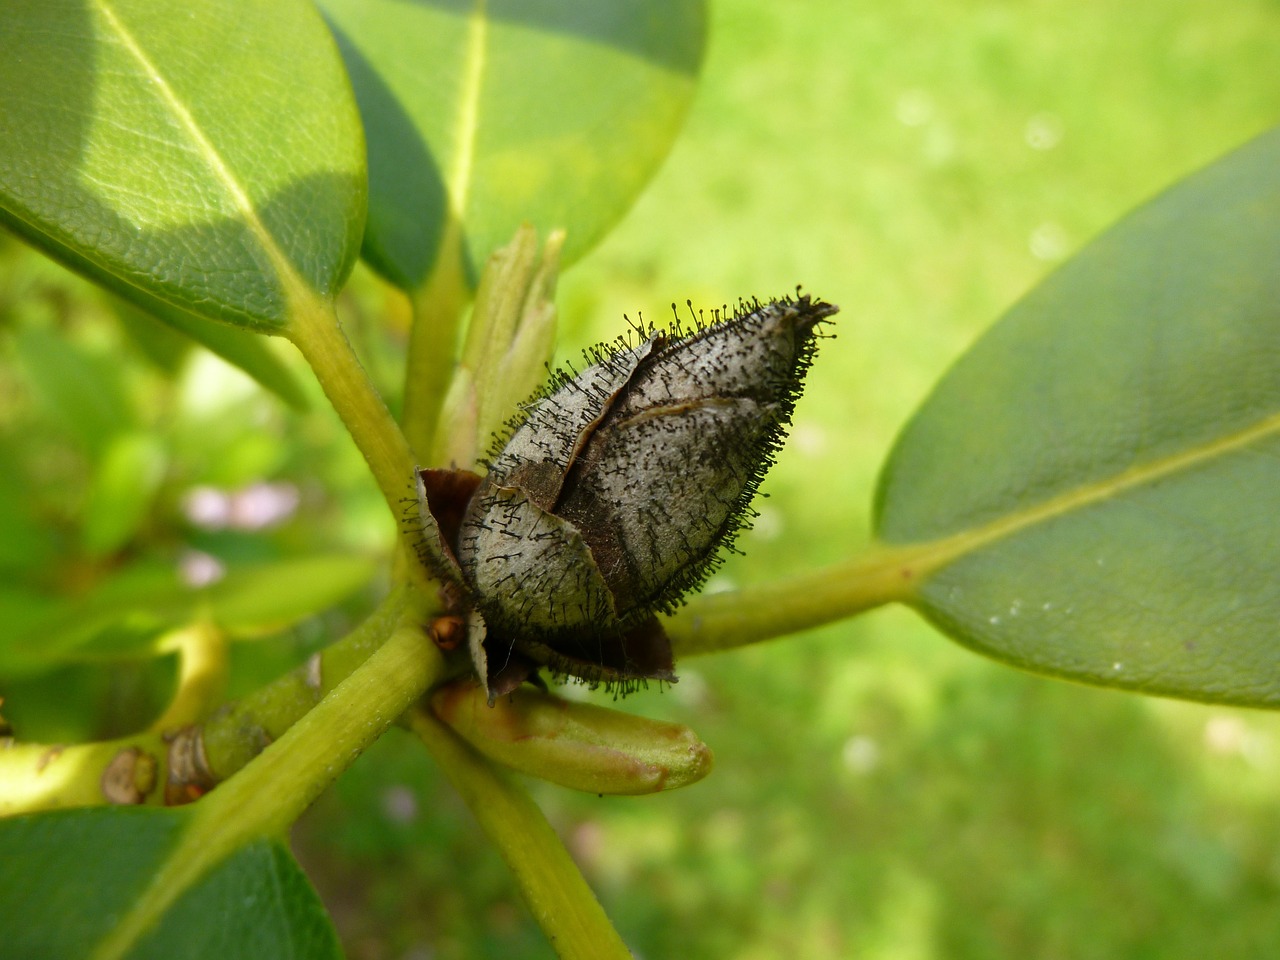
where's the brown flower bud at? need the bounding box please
[417,292,837,699]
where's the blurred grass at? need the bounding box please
[296,0,1280,958]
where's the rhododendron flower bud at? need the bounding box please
[416,292,837,699]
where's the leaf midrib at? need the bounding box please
[899,403,1280,581]
[93,0,319,316]
[447,0,488,222]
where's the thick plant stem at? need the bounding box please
[197,620,442,835]
[148,621,229,732]
[665,540,926,656]
[93,618,445,960]
[408,706,634,960]
[402,231,468,460]
[288,304,430,587]
[402,1,488,458]
[199,585,426,777]
[0,588,427,815]
[0,734,171,814]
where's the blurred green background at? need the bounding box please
[3,0,1280,957]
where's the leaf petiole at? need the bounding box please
[91,614,444,960]
[408,705,635,960]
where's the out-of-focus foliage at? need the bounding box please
[0,239,385,739]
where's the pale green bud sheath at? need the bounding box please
[431,681,713,795]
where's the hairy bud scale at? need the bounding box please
[416,292,837,699]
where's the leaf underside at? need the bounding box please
[318,0,706,289]
[876,127,1280,708]
[0,0,365,333]
[0,806,339,960]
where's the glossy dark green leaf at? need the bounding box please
[318,0,706,289]
[0,0,365,333]
[0,806,340,960]
[131,839,341,960]
[876,128,1280,707]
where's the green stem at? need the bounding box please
[200,620,441,835]
[288,303,430,587]
[0,588,429,815]
[148,620,228,732]
[402,232,468,460]
[0,735,169,814]
[408,706,633,960]
[665,540,925,656]
[94,617,445,960]
[200,585,422,777]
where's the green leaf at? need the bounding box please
[13,326,136,459]
[0,444,59,576]
[0,563,190,675]
[318,0,706,289]
[207,553,378,635]
[0,0,365,333]
[82,432,168,558]
[0,807,340,960]
[0,554,377,674]
[115,300,310,411]
[876,128,1280,707]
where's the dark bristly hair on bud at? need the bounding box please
[416,291,838,701]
